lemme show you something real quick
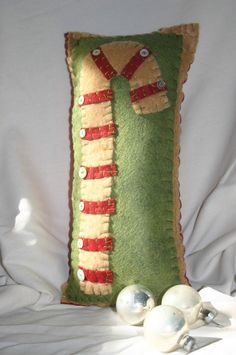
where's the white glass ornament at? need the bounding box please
[116,284,156,325]
[144,305,195,353]
[161,284,202,326]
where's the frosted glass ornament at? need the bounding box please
[116,284,155,325]
[161,284,202,326]
[144,305,194,353]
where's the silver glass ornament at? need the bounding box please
[116,284,156,325]
[143,305,194,353]
[161,284,202,327]
[162,284,230,328]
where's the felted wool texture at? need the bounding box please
[63,25,199,306]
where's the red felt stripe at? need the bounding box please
[81,123,117,141]
[121,47,151,80]
[81,163,118,180]
[79,237,113,252]
[80,267,113,283]
[91,48,117,80]
[79,89,113,106]
[80,199,116,214]
[130,81,167,102]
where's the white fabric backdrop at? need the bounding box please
[1,0,236,353]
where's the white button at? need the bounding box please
[92,48,101,56]
[78,95,84,105]
[77,268,85,281]
[79,166,87,179]
[157,80,166,89]
[140,48,149,57]
[79,201,85,211]
[77,238,83,249]
[80,128,86,138]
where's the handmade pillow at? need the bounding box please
[62,24,199,306]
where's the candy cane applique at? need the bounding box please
[77,41,170,296]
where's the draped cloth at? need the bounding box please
[1,0,236,354]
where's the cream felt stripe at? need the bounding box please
[81,138,114,166]
[78,234,111,240]
[80,55,110,93]
[80,281,112,296]
[129,56,161,86]
[80,103,113,128]
[79,250,109,270]
[80,177,112,201]
[102,41,142,73]
[132,91,170,115]
[79,214,110,236]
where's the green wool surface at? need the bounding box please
[66,31,184,305]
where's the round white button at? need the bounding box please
[78,95,84,105]
[77,268,85,281]
[79,166,87,179]
[157,80,166,89]
[140,48,149,57]
[92,48,101,56]
[77,238,83,249]
[79,201,85,211]
[80,128,86,138]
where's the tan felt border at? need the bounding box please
[160,23,199,283]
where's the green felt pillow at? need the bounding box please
[62,24,199,306]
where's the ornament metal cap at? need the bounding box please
[200,302,231,328]
[179,334,195,353]
[184,336,222,353]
